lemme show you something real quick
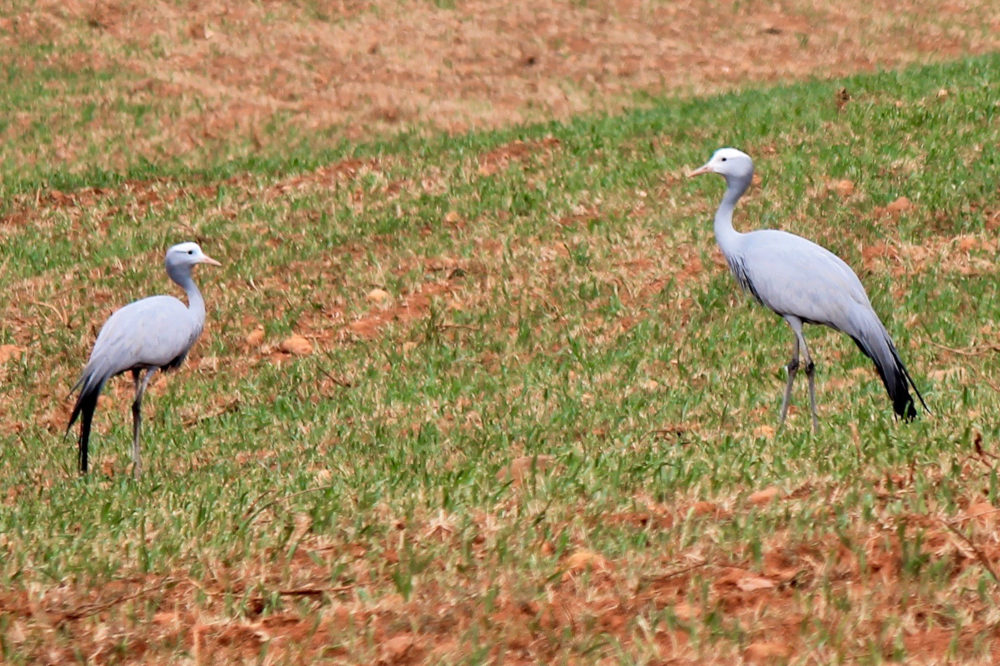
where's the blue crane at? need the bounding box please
[690,148,928,428]
[68,242,221,477]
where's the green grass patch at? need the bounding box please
[0,53,999,661]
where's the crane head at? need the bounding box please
[688,148,754,182]
[166,242,222,269]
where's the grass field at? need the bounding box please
[1,39,1000,663]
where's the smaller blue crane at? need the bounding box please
[68,242,221,477]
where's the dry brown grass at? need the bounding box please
[3,0,998,158]
[8,471,1000,662]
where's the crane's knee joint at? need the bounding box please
[786,358,799,373]
[805,360,815,374]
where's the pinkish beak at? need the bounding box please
[688,164,713,178]
[199,255,222,267]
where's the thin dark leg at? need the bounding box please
[131,368,157,479]
[781,316,820,431]
[802,352,818,432]
[778,336,800,429]
[792,326,819,432]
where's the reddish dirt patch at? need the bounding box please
[346,279,456,340]
[477,137,561,176]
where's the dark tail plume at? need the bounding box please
[67,376,104,474]
[849,328,929,421]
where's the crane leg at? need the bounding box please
[803,353,818,433]
[785,317,818,432]
[778,336,799,429]
[780,316,819,431]
[131,368,157,479]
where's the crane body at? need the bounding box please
[690,148,927,427]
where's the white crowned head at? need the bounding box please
[688,148,754,185]
[165,242,221,271]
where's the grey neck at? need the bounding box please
[713,173,752,258]
[722,172,752,209]
[167,263,205,322]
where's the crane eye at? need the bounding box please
[187,250,194,254]
[721,157,727,162]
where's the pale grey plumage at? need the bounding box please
[68,242,221,477]
[690,148,928,427]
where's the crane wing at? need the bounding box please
[83,295,202,381]
[733,230,875,330]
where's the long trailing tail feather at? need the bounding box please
[68,374,104,474]
[849,325,928,422]
[888,341,929,413]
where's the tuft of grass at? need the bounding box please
[0,53,999,661]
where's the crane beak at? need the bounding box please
[687,163,713,178]
[199,255,222,267]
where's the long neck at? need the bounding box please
[713,174,751,259]
[168,265,206,328]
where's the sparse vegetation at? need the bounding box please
[1,3,999,663]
